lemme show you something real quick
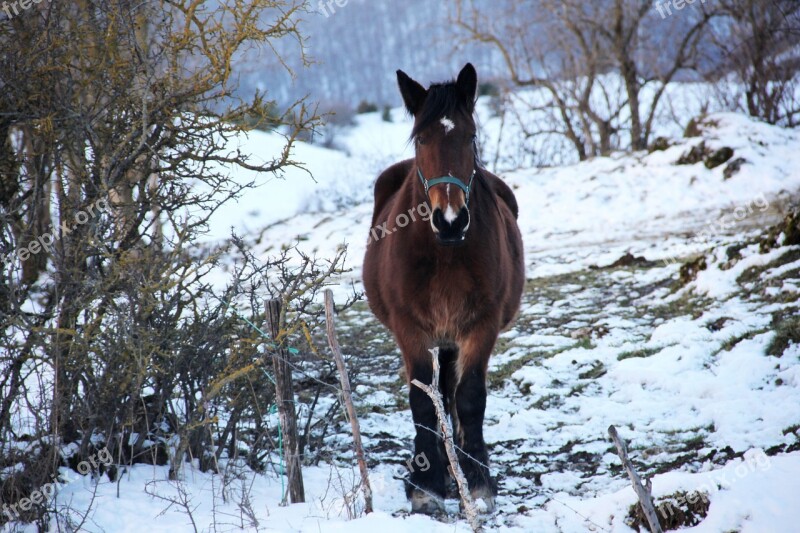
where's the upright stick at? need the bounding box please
[266,299,305,504]
[608,425,663,533]
[324,289,373,514]
[411,348,482,532]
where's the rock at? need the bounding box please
[679,256,707,285]
[609,252,650,268]
[706,317,729,332]
[677,141,709,165]
[676,143,734,169]
[648,136,671,152]
[705,147,734,169]
[722,157,747,179]
[760,208,800,252]
[570,325,609,340]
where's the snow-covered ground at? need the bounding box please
[7,97,800,532]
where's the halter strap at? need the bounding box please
[417,168,476,205]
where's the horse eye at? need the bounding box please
[417,136,426,145]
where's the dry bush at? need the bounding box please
[0,0,351,527]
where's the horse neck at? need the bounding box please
[406,158,429,209]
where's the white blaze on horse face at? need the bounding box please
[444,180,457,222]
[444,204,458,223]
[440,116,455,134]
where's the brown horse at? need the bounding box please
[363,63,524,514]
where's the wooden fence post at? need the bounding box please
[324,289,373,514]
[608,425,662,533]
[266,299,305,504]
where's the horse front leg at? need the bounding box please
[454,324,498,511]
[398,333,447,514]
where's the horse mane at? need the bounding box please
[410,81,473,139]
[474,166,500,212]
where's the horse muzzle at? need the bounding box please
[431,206,470,246]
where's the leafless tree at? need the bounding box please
[708,0,800,127]
[454,0,717,160]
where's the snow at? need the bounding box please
[199,129,376,242]
[692,245,799,299]
[6,89,800,532]
[35,463,472,533]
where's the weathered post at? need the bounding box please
[266,299,305,504]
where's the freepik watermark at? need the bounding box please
[661,192,769,267]
[655,0,708,19]
[657,448,771,519]
[0,197,110,266]
[1,0,44,20]
[317,0,348,18]
[1,447,113,522]
[366,201,432,245]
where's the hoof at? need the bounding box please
[409,489,445,515]
[460,485,496,513]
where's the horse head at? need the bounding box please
[397,63,479,246]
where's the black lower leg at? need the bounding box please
[437,347,458,481]
[437,347,457,414]
[454,366,496,497]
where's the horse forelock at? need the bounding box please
[410,82,474,140]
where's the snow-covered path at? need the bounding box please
[38,112,800,533]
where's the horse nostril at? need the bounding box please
[455,207,470,232]
[432,207,469,244]
[432,208,446,232]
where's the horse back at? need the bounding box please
[480,170,524,329]
[483,170,519,220]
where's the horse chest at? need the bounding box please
[407,259,480,335]
[430,289,470,336]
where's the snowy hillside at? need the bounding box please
[241,112,799,293]
[15,110,800,533]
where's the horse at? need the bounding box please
[362,63,525,514]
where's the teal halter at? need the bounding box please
[417,168,476,205]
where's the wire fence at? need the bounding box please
[225,295,616,530]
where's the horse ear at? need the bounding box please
[456,63,478,111]
[397,69,427,115]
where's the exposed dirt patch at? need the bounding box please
[626,490,710,531]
